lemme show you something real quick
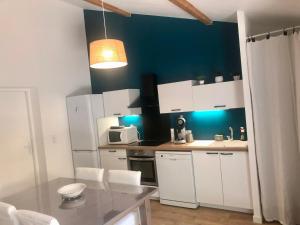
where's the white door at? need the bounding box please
[0,91,36,198]
[192,151,224,205]
[220,152,252,209]
[156,152,196,203]
[66,95,96,150]
[157,81,194,113]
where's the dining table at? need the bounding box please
[1,178,157,225]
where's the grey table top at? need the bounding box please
[2,178,157,225]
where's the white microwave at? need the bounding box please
[108,126,138,144]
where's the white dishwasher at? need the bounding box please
[155,151,198,208]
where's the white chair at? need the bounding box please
[75,167,104,182]
[114,213,136,225]
[15,210,59,225]
[107,170,141,186]
[0,202,18,225]
[108,170,142,225]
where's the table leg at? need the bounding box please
[139,198,151,225]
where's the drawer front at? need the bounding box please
[100,149,127,157]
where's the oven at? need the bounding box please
[127,150,158,186]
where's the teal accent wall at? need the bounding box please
[119,109,246,141]
[84,11,246,140]
[170,109,246,140]
[118,115,144,139]
[84,11,242,92]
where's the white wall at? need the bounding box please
[0,0,91,180]
[236,11,262,223]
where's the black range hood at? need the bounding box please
[140,74,170,142]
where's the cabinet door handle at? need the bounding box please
[221,153,234,155]
[118,157,127,160]
[214,105,226,108]
[171,108,181,112]
[108,150,117,153]
[206,152,218,155]
[113,113,121,116]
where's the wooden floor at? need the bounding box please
[151,200,280,225]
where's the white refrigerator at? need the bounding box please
[66,94,118,169]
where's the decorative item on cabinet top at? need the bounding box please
[157,80,244,114]
[103,89,141,117]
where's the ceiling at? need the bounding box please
[65,0,300,33]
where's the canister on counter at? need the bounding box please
[186,130,194,143]
[170,128,175,143]
[214,134,224,141]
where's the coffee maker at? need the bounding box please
[174,115,186,144]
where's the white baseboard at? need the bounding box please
[199,203,253,214]
[253,215,263,224]
[160,199,199,209]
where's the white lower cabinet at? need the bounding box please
[193,152,223,205]
[100,149,128,170]
[192,151,252,210]
[220,152,252,209]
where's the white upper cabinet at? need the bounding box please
[103,89,141,117]
[193,80,244,111]
[158,80,195,114]
[220,151,252,209]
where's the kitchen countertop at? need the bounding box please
[98,140,248,151]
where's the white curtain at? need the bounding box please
[247,33,300,225]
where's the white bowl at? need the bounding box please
[57,183,87,199]
[60,196,86,209]
[215,76,224,83]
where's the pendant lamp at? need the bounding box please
[89,0,128,69]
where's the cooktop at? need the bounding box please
[128,140,165,146]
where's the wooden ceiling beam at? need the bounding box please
[169,0,212,25]
[85,0,131,17]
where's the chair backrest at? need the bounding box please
[16,210,59,225]
[108,170,141,186]
[75,167,104,182]
[114,212,136,225]
[0,202,18,225]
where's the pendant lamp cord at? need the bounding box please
[101,0,108,39]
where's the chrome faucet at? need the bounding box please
[227,127,234,141]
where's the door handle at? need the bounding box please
[108,150,117,153]
[118,158,127,160]
[206,152,218,155]
[113,113,121,116]
[128,157,155,161]
[220,153,234,156]
[214,105,226,108]
[171,109,181,112]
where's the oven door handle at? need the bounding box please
[128,157,155,161]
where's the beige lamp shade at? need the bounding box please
[89,39,128,69]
